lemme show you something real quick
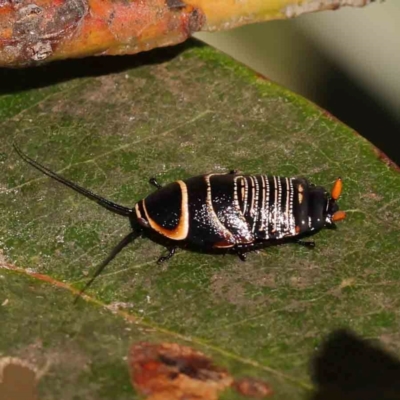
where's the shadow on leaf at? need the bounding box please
[310,328,400,400]
[0,40,202,95]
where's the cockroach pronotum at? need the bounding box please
[14,145,346,300]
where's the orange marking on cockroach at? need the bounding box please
[331,178,343,200]
[213,241,235,249]
[332,210,346,222]
[297,184,304,204]
[142,181,189,241]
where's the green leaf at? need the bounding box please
[1,40,399,399]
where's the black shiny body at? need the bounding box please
[134,173,331,256]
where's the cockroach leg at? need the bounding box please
[296,240,315,249]
[149,177,162,190]
[325,222,337,230]
[236,251,247,262]
[157,246,177,264]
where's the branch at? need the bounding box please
[0,0,378,67]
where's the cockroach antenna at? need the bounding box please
[13,144,142,303]
[73,230,141,303]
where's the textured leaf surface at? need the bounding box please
[1,41,400,399]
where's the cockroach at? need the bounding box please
[14,145,346,300]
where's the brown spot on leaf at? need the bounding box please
[0,365,36,400]
[363,192,383,201]
[107,301,135,313]
[233,377,273,398]
[128,342,233,400]
[128,342,273,399]
[328,278,356,298]
[0,357,39,400]
[379,333,400,353]
[211,264,277,307]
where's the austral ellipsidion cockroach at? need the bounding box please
[14,145,346,300]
